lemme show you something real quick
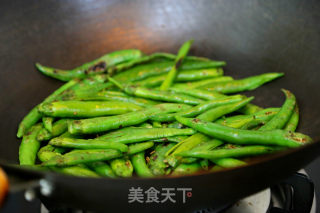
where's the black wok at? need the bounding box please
[1,0,320,212]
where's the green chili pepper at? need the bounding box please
[131,152,154,177]
[52,165,100,178]
[149,95,243,122]
[37,119,71,141]
[42,149,122,167]
[171,162,202,176]
[49,137,129,152]
[199,72,284,93]
[260,89,296,130]
[19,124,43,165]
[166,133,210,167]
[153,135,189,143]
[93,127,196,144]
[17,79,79,138]
[42,117,54,132]
[169,88,225,100]
[126,142,154,155]
[38,144,66,162]
[36,49,143,81]
[74,91,159,107]
[110,158,133,178]
[284,104,299,131]
[160,40,193,90]
[68,103,191,134]
[177,145,281,159]
[197,97,254,122]
[211,158,246,168]
[149,143,175,176]
[87,162,116,178]
[180,139,224,164]
[172,76,233,89]
[39,101,143,118]
[175,116,312,147]
[107,60,226,86]
[134,68,223,88]
[238,103,263,115]
[215,108,280,129]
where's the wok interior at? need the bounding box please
[0,0,320,167]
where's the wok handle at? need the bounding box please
[0,168,9,208]
[270,172,314,213]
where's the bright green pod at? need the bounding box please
[42,149,122,167]
[17,79,79,138]
[37,119,71,141]
[19,124,43,165]
[153,135,189,143]
[126,142,155,155]
[176,116,312,148]
[169,88,225,100]
[160,40,194,90]
[98,127,195,144]
[36,49,143,81]
[38,144,66,162]
[49,137,129,152]
[136,68,223,88]
[148,143,175,176]
[52,165,100,178]
[211,158,247,168]
[42,117,54,132]
[87,162,116,178]
[200,72,284,93]
[166,133,210,167]
[68,103,191,134]
[110,158,133,178]
[215,107,280,129]
[180,139,224,164]
[197,97,254,122]
[124,86,204,105]
[284,104,299,131]
[131,152,154,178]
[178,146,280,159]
[171,163,202,176]
[74,91,159,107]
[107,60,225,86]
[172,76,233,89]
[238,103,263,115]
[149,95,244,122]
[260,89,296,131]
[38,101,143,118]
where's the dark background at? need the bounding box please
[1,0,320,212]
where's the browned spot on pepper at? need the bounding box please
[192,118,200,123]
[53,70,57,74]
[73,112,78,115]
[265,111,272,115]
[146,156,150,163]
[162,138,168,142]
[74,120,81,125]
[119,125,123,128]
[152,155,158,160]
[125,161,131,168]
[227,144,237,149]
[149,150,155,155]
[175,58,183,69]
[88,61,107,73]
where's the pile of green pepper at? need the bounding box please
[17,40,312,178]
